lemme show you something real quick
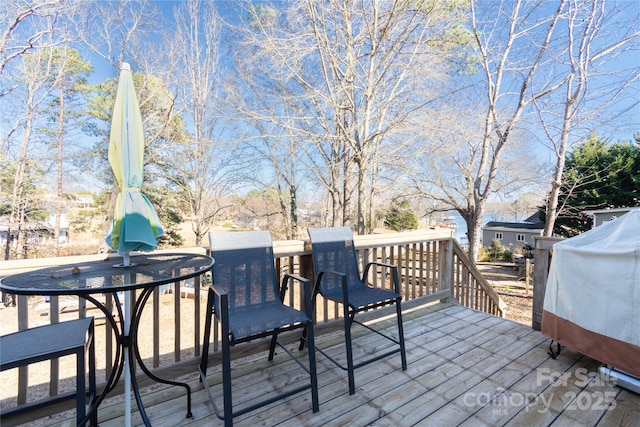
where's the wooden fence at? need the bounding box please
[0,230,505,419]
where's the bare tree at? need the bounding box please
[410,0,570,262]
[407,103,541,244]
[1,1,98,259]
[228,55,314,238]
[407,0,638,261]
[263,126,307,239]
[1,0,75,146]
[534,0,640,236]
[506,192,544,223]
[458,0,574,262]
[46,46,91,256]
[4,46,58,259]
[72,0,159,71]
[161,0,236,246]
[235,0,464,233]
[0,0,65,79]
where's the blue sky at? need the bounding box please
[86,1,638,136]
[3,0,638,196]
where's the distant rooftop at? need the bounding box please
[483,221,545,230]
[483,211,545,230]
[523,211,544,224]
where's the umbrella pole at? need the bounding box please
[124,293,132,427]
[124,253,132,427]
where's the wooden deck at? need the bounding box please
[53,302,639,427]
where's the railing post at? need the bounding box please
[440,239,454,303]
[532,237,563,330]
[17,294,28,405]
[50,296,60,397]
[194,274,201,357]
[298,247,315,316]
[299,250,314,282]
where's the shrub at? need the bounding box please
[478,246,491,262]
[384,198,418,231]
[482,239,514,262]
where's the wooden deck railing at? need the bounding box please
[451,240,507,317]
[0,230,505,420]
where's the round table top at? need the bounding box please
[0,253,214,296]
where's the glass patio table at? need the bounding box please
[0,252,214,426]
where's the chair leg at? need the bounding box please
[76,347,86,426]
[268,333,278,361]
[305,321,320,412]
[214,293,233,427]
[299,286,318,351]
[88,323,97,426]
[298,327,306,351]
[200,290,215,378]
[343,306,355,395]
[221,327,233,427]
[396,298,407,371]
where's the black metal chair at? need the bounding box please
[0,317,97,426]
[301,226,407,395]
[199,230,319,426]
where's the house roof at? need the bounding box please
[524,211,544,224]
[583,206,640,216]
[483,221,545,230]
[483,211,545,231]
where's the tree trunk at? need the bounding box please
[330,189,339,227]
[10,85,35,259]
[288,183,298,239]
[54,88,65,256]
[342,144,353,227]
[356,161,366,235]
[465,205,484,264]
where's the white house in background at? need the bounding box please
[481,212,545,249]
[584,206,640,228]
[0,214,70,247]
[74,194,94,208]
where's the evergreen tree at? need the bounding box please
[384,198,418,232]
[546,134,640,236]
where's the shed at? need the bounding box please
[584,206,639,228]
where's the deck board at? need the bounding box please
[46,302,639,427]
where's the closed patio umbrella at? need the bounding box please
[106,62,163,426]
[106,62,163,260]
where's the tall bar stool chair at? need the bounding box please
[0,317,97,426]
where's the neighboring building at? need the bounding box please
[584,207,639,228]
[0,214,70,248]
[74,194,94,208]
[482,212,544,249]
[296,207,322,227]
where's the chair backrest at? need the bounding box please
[307,227,363,295]
[209,231,279,312]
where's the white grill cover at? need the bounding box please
[542,209,640,378]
